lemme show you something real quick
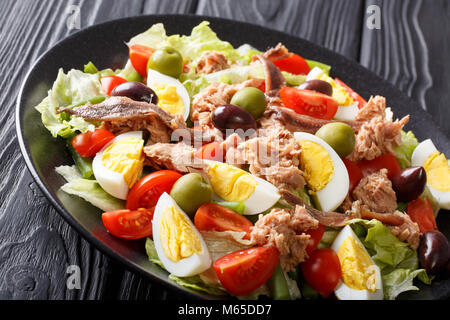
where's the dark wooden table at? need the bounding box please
[1,0,449,300]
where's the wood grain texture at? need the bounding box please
[196,0,365,60]
[360,0,450,136]
[0,0,148,300]
[2,0,450,301]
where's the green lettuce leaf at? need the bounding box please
[169,274,227,296]
[56,165,125,212]
[382,269,432,301]
[144,239,227,296]
[35,68,105,138]
[394,130,419,169]
[128,21,244,63]
[351,219,432,300]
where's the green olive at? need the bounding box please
[147,46,183,78]
[230,87,267,119]
[169,173,213,217]
[315,122,356,158]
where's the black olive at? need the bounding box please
[298,80,333,96]
[212,104,257,133]
[110,81,158,104]
[418,230,450,275]
[391,166,427,202]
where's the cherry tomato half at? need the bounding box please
[213,246,279,296]
[272,53,311,75]
[357,154,402,180]
[301,248,341,298]
[343,159,364,192]
[126,170,182,210]
[194,203,253,239]
[71,129,115,157]
[102,207,155,239]
[129,44,155,77]
[407,198,437,233]
[101,75,127,95]
[304,224,325,256]
[280,87,339,120]
[195,142,224,162]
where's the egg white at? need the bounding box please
[333,103,359,121]
[331,225,383,300]
[146,69,190,121]
[152,192,211,277]
[205,161,281,215]
[411,139,450,209]
[293,132,349,212]
[92,131,143,200]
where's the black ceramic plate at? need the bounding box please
[16,14,450,300]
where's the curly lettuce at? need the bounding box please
[351,219,432,300]
[394,130,419,169]
[35,68,106,138]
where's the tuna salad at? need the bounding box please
[36,21,450,300]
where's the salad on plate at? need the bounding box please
[36,21,450,300]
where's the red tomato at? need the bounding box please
[194,203,253,239]
[334,78,367,109]
[301,248,342,298]
[280,87,338,120]
[304,224,325,256]
[213,246,279,295]
[195,142,224,162]
[272,53,311,75]
[407,198,437,233]
[102,207,155,239]
[256,80,266,93]
[101,75,127,95]
[129,44,155,77]
[357,154,402,180]
[71,129,115,157]
[126,170,182,210]
[343,159,364,192]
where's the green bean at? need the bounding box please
[66,141,94,179]
[66,95,106,109]
[267,262,290,300]
[306,59,331,75]
[83,61,99,74]
[214,201,246,215]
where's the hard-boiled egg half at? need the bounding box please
[411,139,450,209]
[147,68,190,121]
[153,192,211,277]
[204,161,280,215]
[294,132,349,212]
[331,225,383,300]
[93,131,145,200]
[306,67,359,121]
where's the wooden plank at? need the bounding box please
[0,0,145,300]
[143,0,198,14]
[196,0,365,60]
[360,0,450,136]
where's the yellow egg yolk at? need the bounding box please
[337,236,377,292]
[160,205,202,262]
[101,137,144,188]
[207,162,257,202]
[299,140,334,192]
[317,74,354,106]
[153,83,185,116]
[424,151,450,192]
